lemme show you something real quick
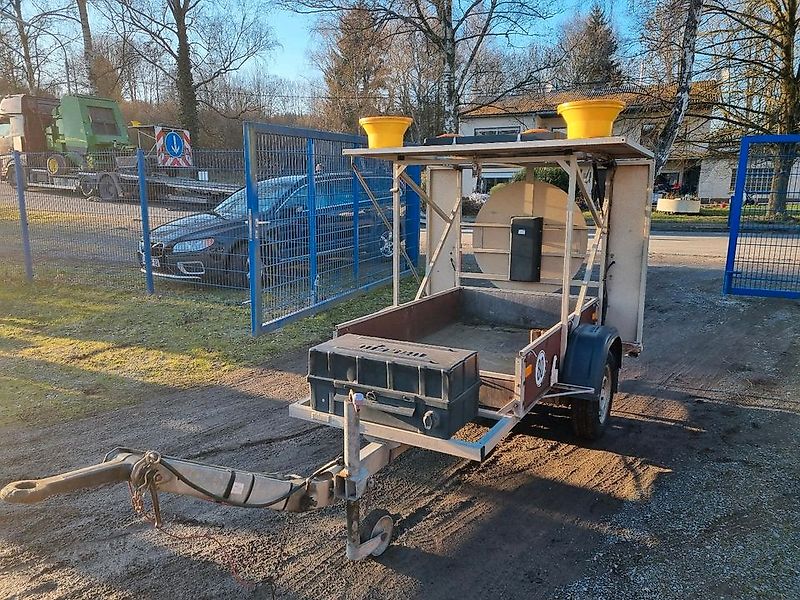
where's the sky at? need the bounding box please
[267,9,318,79]
[265,1,639,82]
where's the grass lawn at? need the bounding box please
[651,205,729,223]
[582,205,730,225]
[0,263,415,427]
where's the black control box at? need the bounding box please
[509,216,543,282]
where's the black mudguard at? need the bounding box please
[561,324,622,394]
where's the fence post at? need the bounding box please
[243,123,262,336]
[12,151,33,281]
[351,156,360,287]
[137,149,155,294]
[404,164,421,268]
[306,138,318,305]
[723,136,750,295]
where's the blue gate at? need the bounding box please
[243,123,421,335]
[724,135,800,299]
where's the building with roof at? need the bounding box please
[459,81,732,202]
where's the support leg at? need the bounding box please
[342,393,393,560]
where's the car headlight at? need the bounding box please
[172,238,214,253]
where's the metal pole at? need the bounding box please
[243,123,262,336]
[137,149,154,294]
[351,156,360,287]
[344,396,362,561]
[560,157,577,363]
[392,163,402,305]
[306,138,318,305]
[404,165,421,268]
[13,151,33,281]
[724,137,751,294]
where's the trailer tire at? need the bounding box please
[360,509,393,557]
[97,175,118,201]
[571,351,618,440]
[6,167,16,189]
[79,177,97,198]
[46,154,67,176]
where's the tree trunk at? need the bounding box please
[173,4,199,143]
[12,0,37,92]
[75,0,97,93]
[653,0,703,177]
[441,1,458,133]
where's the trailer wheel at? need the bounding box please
[79,177,97,198]
[360,509,393,557]
[97,175,118,201]
[571,351,618,440]
[46,154,67,176]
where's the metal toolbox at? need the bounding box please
[308,334,480,439]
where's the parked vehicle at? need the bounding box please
[1,93,236,205]
[137,172,400,285]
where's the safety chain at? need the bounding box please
[126,454,256,592]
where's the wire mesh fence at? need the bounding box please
[137,148,247,294]
[725,135,800,298]
[1,149,143,284]
[0,152,25,277]
[245,124,419,333]
[3,123,422,334]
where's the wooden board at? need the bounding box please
[472,180,588,290]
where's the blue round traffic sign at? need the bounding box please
[164,131,184,158]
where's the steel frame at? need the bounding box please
[724,134,800,299]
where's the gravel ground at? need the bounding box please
[1,244,799,599]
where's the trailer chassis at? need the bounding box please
[1,136,653,561]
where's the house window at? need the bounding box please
[729,167,774,194]
[474,126,521,136]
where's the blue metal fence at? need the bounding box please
[242,122,420,335]
[724,135,800,299]
[2,124,421,335]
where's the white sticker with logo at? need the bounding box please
[535,350,547,386]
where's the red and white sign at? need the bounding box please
[155,126,193,167]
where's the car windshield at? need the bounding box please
[214,178,303,219]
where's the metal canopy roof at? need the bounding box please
[343,136,653,164]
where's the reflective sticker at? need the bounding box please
[535,350,547,386]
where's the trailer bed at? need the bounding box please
[418,322,530,374]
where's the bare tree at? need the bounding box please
[652,0,704,175]
[693,0,800,216]
[286,0,553,132]
[101,0,274,141]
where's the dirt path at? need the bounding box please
[1,249,798,599]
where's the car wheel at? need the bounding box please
[379,230,393,259]
[226,245,250,289]
[6,167,17,189]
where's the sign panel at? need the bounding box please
[154,126,193,167]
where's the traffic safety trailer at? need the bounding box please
[1,135,653,562]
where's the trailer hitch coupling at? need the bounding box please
[0,448,339,512]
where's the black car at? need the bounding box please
[138,172,398,286]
